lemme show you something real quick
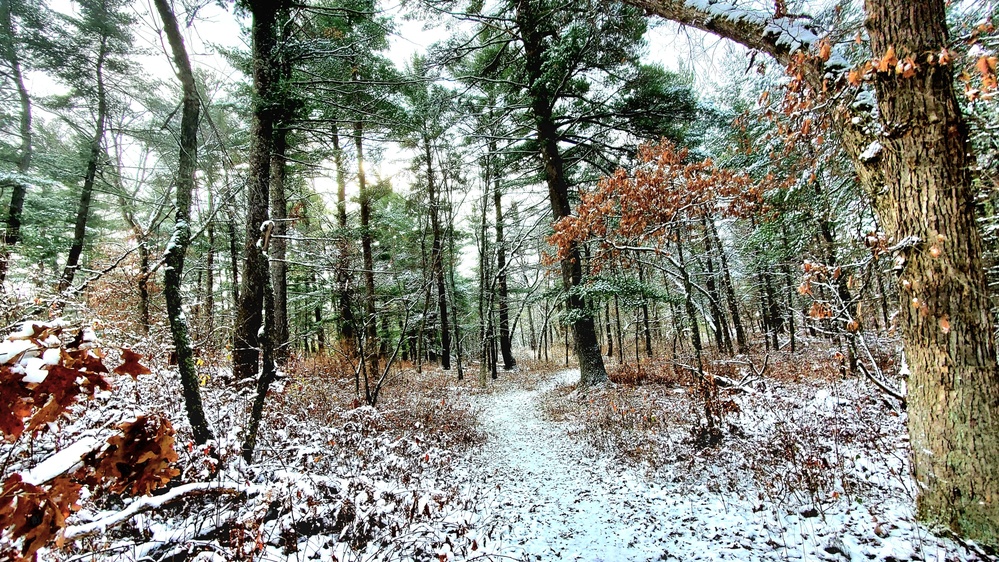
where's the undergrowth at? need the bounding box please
[541,344,912,517]
[31,343,487,561]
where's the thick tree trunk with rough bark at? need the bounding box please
[863,0,999,541]
[153,0,213,444]
[515,0,607,386]
[493,156,516,370]
[233,1,283,383]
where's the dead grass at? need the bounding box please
[273,352,485,454]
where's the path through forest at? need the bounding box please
[462,369,748,561]
[457,369,979,562]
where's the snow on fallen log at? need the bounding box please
[62,482,247,541]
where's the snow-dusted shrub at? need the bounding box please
[0,322,180,561]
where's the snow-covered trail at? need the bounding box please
[461,369,743,561]
[456,369,973,562]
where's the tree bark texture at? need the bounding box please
[153,0,213,444]
[864,0,999,541]
[233,0,283,382]
[270,126,290,361]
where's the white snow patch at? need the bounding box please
[0,338,35,364]
[860,140,883,162]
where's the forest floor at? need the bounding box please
[455,363,995,562]
[20,342,998,561]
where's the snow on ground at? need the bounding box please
[455,369,992,562]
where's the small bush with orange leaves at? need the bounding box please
[0,322,175,561]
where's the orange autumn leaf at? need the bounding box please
[818,39,831,62]
[113,349,152,379]
[877,46,897,72]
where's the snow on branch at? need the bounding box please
[62,482,247,541]
[623,0,822,64]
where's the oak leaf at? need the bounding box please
[113,349,151,379]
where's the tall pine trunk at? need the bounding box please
[58,37,108,296]
[493,154,516,370]
[515,0,606,385]
[233,1,281,382]
[332,126,356,347]
[270,126,290,361]
[0,0,32,286]
[355,121,379,390]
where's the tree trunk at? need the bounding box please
[58,37,108,296]
[604,301,614,358]
[270,125,290,361]
[708,217,748,353]
[242,267,276,462]
[492,146,516,370]
[817,195,857,372]
[426,135,451,370]
[137,243,150,335]
[312,271,325,351]
[478,177,493,385]
[864,0,999,540]
[676,236,703,373]
[0,0,32,286]
[331,125,356,346]
[233,1,283,383]
[204,210,216,348]
[516,0,606,385]
[614,294,624,363]
[762,271,780,350]
[637,263,653,358]
[446,178,465,380]
[355,121,379,386]
[227,212,240,307]
[153,0,213,444]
